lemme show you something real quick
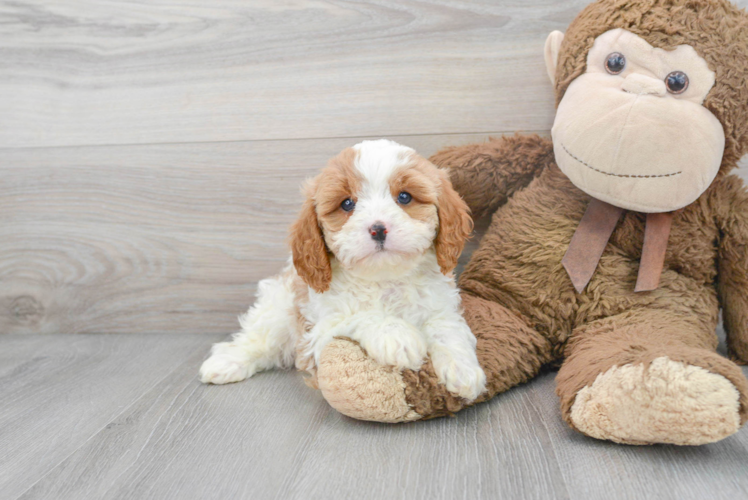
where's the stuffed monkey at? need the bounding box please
[314,0,748,446]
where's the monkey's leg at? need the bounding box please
[316,292,555,422]
[557,309,748,445]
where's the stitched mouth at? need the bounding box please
[561,143,682,179]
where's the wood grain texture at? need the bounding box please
[3,0,748,335]
[3,1,748,496]
[527,371,748,500]
[18,334,570,500]
[0,0,589,148]
[3,136,743,335]
[0,333,223,500]
[1,132,512,335]
[529,328,748,500]
[19,353,334,500]
[9,333,747,500]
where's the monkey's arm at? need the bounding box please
[716,176,748,365]
[429,134,554,220]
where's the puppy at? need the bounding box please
[199,139,487,400]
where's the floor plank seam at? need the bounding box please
[271,399,333,499]
[10,335,220,500]
[525,387,573,500]
[99,383,202,500]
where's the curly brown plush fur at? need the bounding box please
[415,133,748,426]
[315,0,748,445]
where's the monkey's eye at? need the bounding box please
[341,198,356,212]
[397,192,412,204]
[605,52,626,74]
[665,71,689,94]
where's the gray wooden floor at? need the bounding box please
[2,333,747,500]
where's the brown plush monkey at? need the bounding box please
[313,0,748,445]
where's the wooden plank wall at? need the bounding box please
[2,0,747,334]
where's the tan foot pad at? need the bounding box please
[570,356,741,445]
[317,338,422,423]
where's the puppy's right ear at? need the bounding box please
[290,181,332,293]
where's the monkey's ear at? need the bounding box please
[544,31,565,85]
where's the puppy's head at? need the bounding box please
[290,140,472,292]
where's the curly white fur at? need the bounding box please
[199,140,486,401]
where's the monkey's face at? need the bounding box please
[548,29,725,213]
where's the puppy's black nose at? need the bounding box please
[369,223,387,242]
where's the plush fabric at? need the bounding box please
[314,0,748,445]
[318,338,421,423]
[555,0,748,172]
[553,30,725,212]
[569,357,741,445]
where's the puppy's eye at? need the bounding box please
[605,52,626,74]
[397,192,412,204]
[665,71,689,94]
[340,198,356,212]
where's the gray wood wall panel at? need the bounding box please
[1,133,509,334]
[0,1,588,148]
[2,0,747,335]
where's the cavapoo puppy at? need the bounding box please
[199,139,487,400]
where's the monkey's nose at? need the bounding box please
[369,222,387,243]
[621,73,666,97]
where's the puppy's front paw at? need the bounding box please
[199,345,255,385]
[431,348,487,401]
[360,320,427,371]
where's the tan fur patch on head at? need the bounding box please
[411,155,475,274]
[289,148,363,293]
[315,147,362,233]
[390,159,439,224]
[391,155,473,274]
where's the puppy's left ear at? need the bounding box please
[290,180,332,293]
[434,169,473,274]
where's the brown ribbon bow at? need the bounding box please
[562,198,673,293]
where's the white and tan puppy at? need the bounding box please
[199,139,487,400]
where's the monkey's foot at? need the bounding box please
[570,357,741,445]
[317,338,422,423]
